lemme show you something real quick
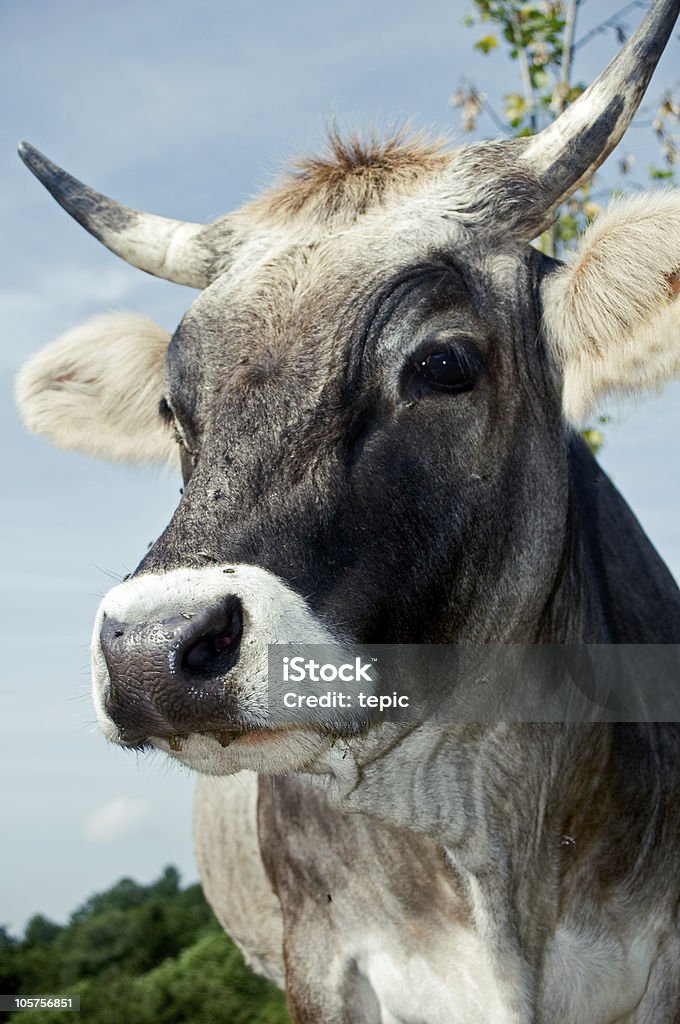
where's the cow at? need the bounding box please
[14,0,680,1019]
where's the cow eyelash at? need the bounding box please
[159,397,197,458]
[175,429,195,458]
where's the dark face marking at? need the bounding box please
[141,243,567,644]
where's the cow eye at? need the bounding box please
[405,342,482,398]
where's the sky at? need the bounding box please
[1,0,680,934]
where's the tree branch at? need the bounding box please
[574,0,646,53]
[459,77,514,136]
[559,0,580,105]
[509,11,538,133]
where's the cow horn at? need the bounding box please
[519,0,680,235]
[18,142,213,289]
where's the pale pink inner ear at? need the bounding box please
[15,311,178,465]
[669,270,680,297]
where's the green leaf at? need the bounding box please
[555,212,579,242]
[504,92,527,127]
[531,68,549,91]
[475,34,498,53]
[567,83,586,101]
[581,428,604,457]
[649,165,674,180]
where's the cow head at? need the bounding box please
[16,0,680,777]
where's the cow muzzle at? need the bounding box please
[90,564,337,758]
[99,595,244,743]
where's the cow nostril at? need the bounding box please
[182,598,243,678]
[184,632,232,670]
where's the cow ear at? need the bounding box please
[541,191,680,424]
[15,312,179,465]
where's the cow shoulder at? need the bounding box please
[257,777,514,1024]
[193,772,285,989]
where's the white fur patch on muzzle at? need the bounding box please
[91,564,339,775]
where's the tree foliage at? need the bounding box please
[451,0,679,454]
[0,868,288,1024]
[452,0,679,253]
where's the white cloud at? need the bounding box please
[0,264,140,371]
[84,796,152,842]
